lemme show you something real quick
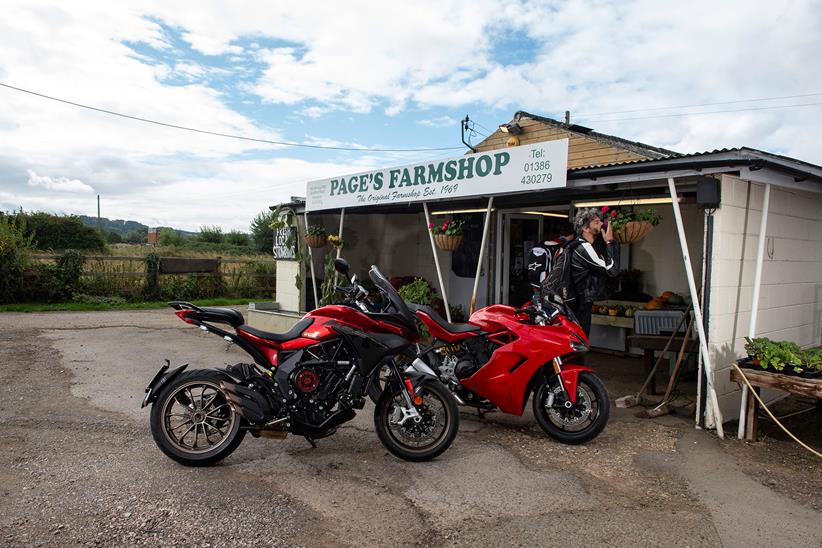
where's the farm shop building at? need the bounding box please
[266,111,822,432]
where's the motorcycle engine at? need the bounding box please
[434,342,485,381]
[289,364,346,426]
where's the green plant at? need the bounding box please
[800,348,822,371]
[158,228,186,247]
[143,252,161,299]
[398,277,438,306]
[198,225,224,244]
[225,230,250,247]
[600,206,663,232]
[746,337,802,372]
[449,304,466,322]
[250,210,277,253]
[428,218,465,236]
[319,252,340,306]
[0,213,34,303]
[56,249,85,299]
[306,224,326,236]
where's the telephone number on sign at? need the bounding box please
[521,173,553,185]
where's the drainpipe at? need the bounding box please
[697,211,715,429]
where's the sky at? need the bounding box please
[1,0,821,232]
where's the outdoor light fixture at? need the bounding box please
[498,122,523,135]
[523,211,569,218]
[573,197,679,208]
[432,208,496,215]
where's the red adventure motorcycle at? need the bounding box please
[406,297,609,444]
[142,261,459,465]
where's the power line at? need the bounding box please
[0,82,465,153]
[581,101,822,123]
[575,92,822,118]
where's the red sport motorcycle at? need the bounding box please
[406,297,609,444]
[142,260,459,465]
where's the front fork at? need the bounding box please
[390,358,437,426]
[551,358,590,405]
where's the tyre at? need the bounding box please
[532,371,609,445]
[149,369,246,466]
[374,379,459,461]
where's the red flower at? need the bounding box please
[601,206,610,213]
[427,223,433,229]
[442,223,448,231]
[611,210,618,218]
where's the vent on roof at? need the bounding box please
[567,124,593,134]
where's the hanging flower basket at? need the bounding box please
[614,220,653,244]
[434,234,463,251]
[305,234,327,248]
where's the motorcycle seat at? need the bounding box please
[196,307,245,328]
[407,304,481,334]
[237,317,314,342]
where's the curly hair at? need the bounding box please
[573,207,603,234]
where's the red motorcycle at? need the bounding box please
[142,261,459,465]
[407,297,609,444]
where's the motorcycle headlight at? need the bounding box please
[569,334,589,353]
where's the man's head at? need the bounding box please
[574,208,604,240]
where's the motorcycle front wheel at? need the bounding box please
[149,369,246,466]
[374,379,458,461]
[532,371,609,445]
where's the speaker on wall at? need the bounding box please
[696,176,720,209]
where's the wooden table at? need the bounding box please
[627,335,699,395]
[730,368,822,441]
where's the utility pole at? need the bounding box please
[97,194,102,231]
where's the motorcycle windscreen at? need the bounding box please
[369,265,419,337]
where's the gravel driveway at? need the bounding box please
[1,308,819,547]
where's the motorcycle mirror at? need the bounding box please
[333,258,350,275]
[351,273,359,285]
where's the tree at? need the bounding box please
[106,231,123,244]
[124,228,147,244]
[198,225,223,244]
[250,210,275,253]
[158,228,186,246]
[19,212,105,251]
[225,230,250,247]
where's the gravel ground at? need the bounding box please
[0,308,819,547]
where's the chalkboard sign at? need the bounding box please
[273,227,297,260]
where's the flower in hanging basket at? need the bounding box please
[600,206,662,244]
[327,234,344,248]
[430,218,465,251]
[305,224,327,247]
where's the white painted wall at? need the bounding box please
[630,202,704,299]
[708,174,822,421]
[274,259,300,312]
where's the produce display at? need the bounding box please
[592,290,685,317]
[740,336,822,378]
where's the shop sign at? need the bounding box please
[305,139,568,212]
[273,227,297,260]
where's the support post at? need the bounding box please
[470,197,494,315]
[303,212,320,310]
[333,209,345,287]
[423,202,451,322]
[668,178,724,437]
[738,183,770,439]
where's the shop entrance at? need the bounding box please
[502,214,541,305]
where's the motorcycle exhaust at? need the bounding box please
[219,380,277,425]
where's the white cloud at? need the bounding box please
[27,170,95,193]
[417,116,458,128]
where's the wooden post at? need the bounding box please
[470,197,494,315]
[303,212,319,310]
[423,202,451,322]
[333,208,345,287]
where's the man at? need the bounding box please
[569,208,620,336]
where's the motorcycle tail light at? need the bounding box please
[175,310,197,325]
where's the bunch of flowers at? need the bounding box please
[327,234,344,248]
[428,218,465,236]
[306,224,326,236]
[600,206,662,232]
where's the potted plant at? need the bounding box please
[601,206,663,244]
[429,218,465,251]
[798,348,822,378]
[305,224,327,248]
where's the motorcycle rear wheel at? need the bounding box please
[374,379,458,461]
[532,371,609,445]
[150,369,246,466]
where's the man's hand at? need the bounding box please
[603,221,614,242]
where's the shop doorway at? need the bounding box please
[501,214,541,305]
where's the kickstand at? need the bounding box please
[304,436,317,448]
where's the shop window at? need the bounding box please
[451,214,483,278]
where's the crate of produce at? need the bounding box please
[634,309,688,335]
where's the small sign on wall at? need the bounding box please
[273,227,297,260]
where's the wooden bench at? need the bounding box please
[627,335,699,395]
[730,368,822,441]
